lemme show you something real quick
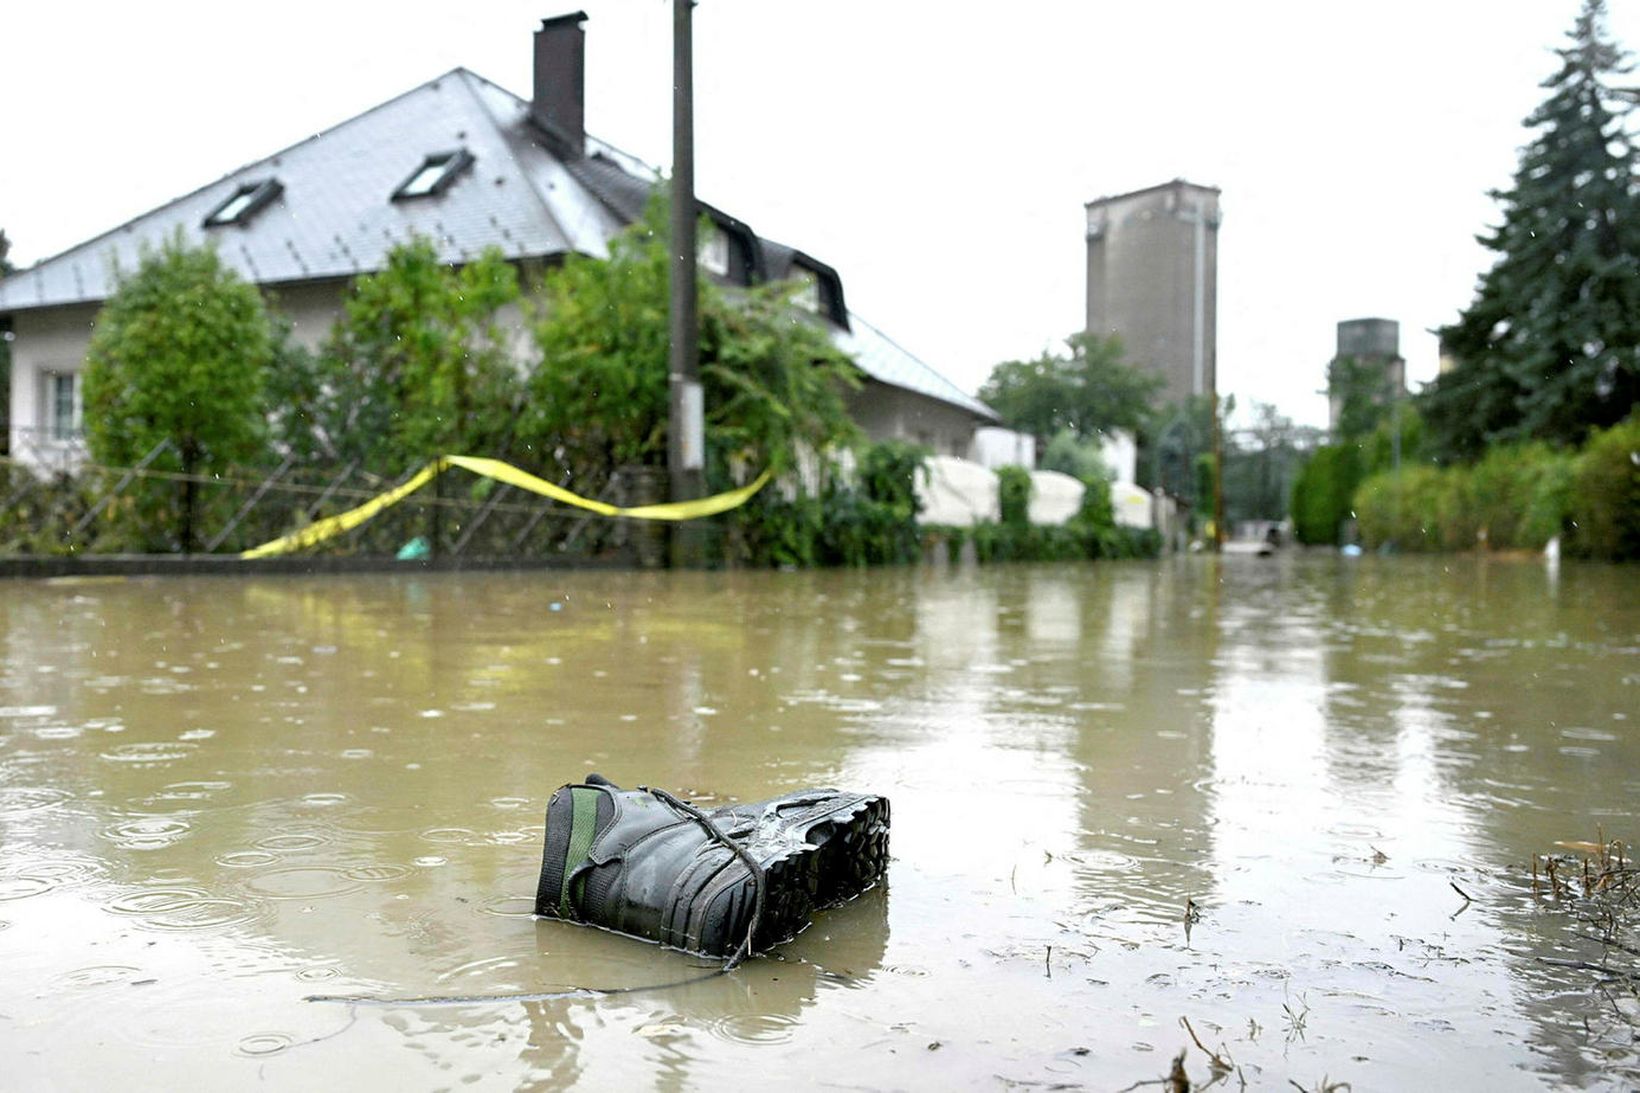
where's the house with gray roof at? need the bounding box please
[0,12,996,474]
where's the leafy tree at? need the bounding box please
[519,194,860,487]
[1040,428,1111,481]
[83,234,273,550]
[1143,393,1232,518]
[978,332,1162,442]
[1290,443,1362,545]
[1328,355,1400,441]
[313,239,521,468]
[1425,0,1640,459]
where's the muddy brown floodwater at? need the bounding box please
[2,555,1637,1089]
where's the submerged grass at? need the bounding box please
[1528,830,1640,1044]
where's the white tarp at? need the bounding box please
[1112,481,1154,529]
[1027,470,1085,526]
[917,455,1000,526]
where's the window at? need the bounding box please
[44,371,79,441]
[790,267,821,313]
[203,179,282,228]
[392,150,475,201]
[699,225,729,277]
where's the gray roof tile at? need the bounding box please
[0,69,615,312]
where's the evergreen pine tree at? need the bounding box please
[1426,0,1639,459]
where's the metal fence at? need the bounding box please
[0,430,668,563]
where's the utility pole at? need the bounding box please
[667,0,705,565]
[1211,393,1226,551]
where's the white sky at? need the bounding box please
[3,0,1632,428]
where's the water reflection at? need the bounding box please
[1,558,1636,1087]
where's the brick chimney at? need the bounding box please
[532,12,588,158]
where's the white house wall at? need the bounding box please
[264,281,348,353]
[8,304,99,473]
[846,383,981,457]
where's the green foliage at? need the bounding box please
[522,193,860,491]
[81,234,273,550]
[1290,444,1363,545]
[262,316,329,462]
[520,218,670,476]
[1568,414,1640,559]
[0,462,87,554]
[1143,394,1231,524]
[723,440,924,568]
[1328,356,1400,441]
[996,465,1033,529]
[1358,403,1424,478]
[820,440,925,567]
[83,234,271,469]
[978,332,1162,441]
[1040,428,1110,481]
[703,280,862,478]
[1351,416,1640,558]
[1425,0,1640,460]
[313,239,521,468]
[1354,443,1581,553]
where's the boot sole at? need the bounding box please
[748,794,890,951]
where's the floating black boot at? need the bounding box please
[535,775,889,960]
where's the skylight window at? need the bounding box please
[392,150,474,201]
[203,179,282,228]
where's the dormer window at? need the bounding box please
[203,179,282,228]
[790,267,821,313]
[699,225,729,277]
[393,149,474,200]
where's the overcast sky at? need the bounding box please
[4,0,1633,428]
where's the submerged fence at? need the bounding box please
[0,437,670,564]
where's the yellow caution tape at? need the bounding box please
[240,457,771,559]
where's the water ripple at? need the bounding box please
[102,816,193,850]
[0,786,72,816]
[104,887,257,930]
[705,1012,800,1045]
[240,867,362,900]
[234,1033,293,1058]
[255,832,329,852]
[217,850,280,869]
[99,741,199,765]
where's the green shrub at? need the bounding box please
[1291,444,1363,545]
[996,466,1032,529]
[1355,438,1586,554]
[722,440,924,568]
[1568,415,1640,561]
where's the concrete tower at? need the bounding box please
[1085,180,1221,405]
[1327,318,1406,434]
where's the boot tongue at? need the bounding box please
[584,772,621,789]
